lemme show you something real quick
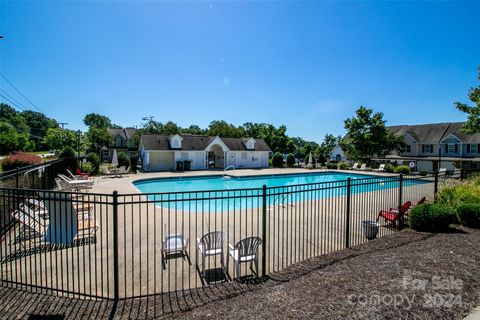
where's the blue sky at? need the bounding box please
[0,1,479,142]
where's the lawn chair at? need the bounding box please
[351,163,359,170]
[373,164,386,172]
[228,236,262,280]
[11,207,46,243]
[196,231,225,277]
[377,201,412,224]
[438,168,447,177]
[67,169,89,180]
[162,233,189,268]
[359,163,368,171]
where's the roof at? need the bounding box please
[140,134,271,152]
[442,122,480,143]
[107,128,137,140]
[387,123,451,143]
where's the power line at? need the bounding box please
[0,72,43,113]
[0,87,29,110]
[0,92,25,111]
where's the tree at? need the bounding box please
[456,66,480,134]
[162,121,180,135]
[271,152,284,167]
[207,120,245,138]
[21,110,58,149]
[83,113,112,129]
[182,125,206,135]
[0,121,32,154]
[85,127,112,152]
[314,133,342,163]
[286,153,296,167]
[342,106,403,160]
[0,103,30,134]
[42,128,78,150]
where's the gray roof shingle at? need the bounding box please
[140,135,271,152]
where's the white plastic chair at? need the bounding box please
[162,233,189,268]
[228,236,262,280]
[196,231,225,277]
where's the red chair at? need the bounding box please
[377,201,412,223]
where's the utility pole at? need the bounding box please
[59,122,68,129]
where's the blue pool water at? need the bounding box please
[133,172,429,210]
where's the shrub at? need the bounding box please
[457,203,480,228]
[271,152,283,168]
[436,184,480,208]
[338,162,348,170]
[325,162,337,169]
[130,156,138,173]
[394,165,411,174]
[1,152,42,171]
[59,146,76,158]
[408,203,456,232]
[85,153,100,174]
[118,152,130,168]
[385,164,395,173]
[80,162,93,175]
[286,153,295,167]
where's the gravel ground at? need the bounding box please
[1,227,479,320]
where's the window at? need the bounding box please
[471,144,478,154]
[404,144,412,153]
[422,144,433,153]
[447,144,456,154]
[115,136,122,147]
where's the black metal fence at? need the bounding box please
[0,173,436,304]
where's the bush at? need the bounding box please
[457,203,480,228]
[286,153,295,167]
[271,152,284,168]
[59,146,76,158]
[85,153,100,174]
[436,184,480,208]
[419,171,428,176]
[117,152,130,168]
[394,165,411,174]
[130,156,138,173]
[1,152,42,171]
[80,162,93,175]
[385,164,395,173]
[325,162,337,169]
[408,203,456,232]
[338,162,348,170]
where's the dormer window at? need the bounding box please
[169,134,183,149]
[245,138,256,150]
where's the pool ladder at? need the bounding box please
[271,193,296,209]
[224,165,236,177]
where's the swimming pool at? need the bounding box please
[132,172,430,210]
[134,172,377,194]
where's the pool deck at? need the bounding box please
[90,168,396,194]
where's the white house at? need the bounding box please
[329,145,347,162]
[139,134,272,171]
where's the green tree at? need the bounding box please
[342,106,403,160]
[0,121,31,154]
[456,67,480,134]
[162,121,180,135]
[286,153,296,167]
[207,120,245,138]
[0,103,30,134]
[271,152,284,168]
[83,113,112,129]
[42,128,78,150]
[85,127,112,152]
[21,110,58,149]
[314,133,342,163]
[182,124,206,135]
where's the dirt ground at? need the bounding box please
[1,227,479,320]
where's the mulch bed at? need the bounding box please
[1,227,479,319]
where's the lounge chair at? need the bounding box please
[162,233,189,268]
[58,174,94,190]
[228,236,262,280]
[67,169,89,180]
[351,163,359,170]
[359,163,369,171]
[452,168,462,179]
[377,201,412,224]
[438,168,447,177]
[196,231,226,277]
[11,207,46,243]
[373,164,386,172]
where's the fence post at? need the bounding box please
[345,178,351,248]
[112,190,119,300]
[15,167,19,188]
[434,170,439,200]
[398,174,404,230]
[261,184,267,277]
